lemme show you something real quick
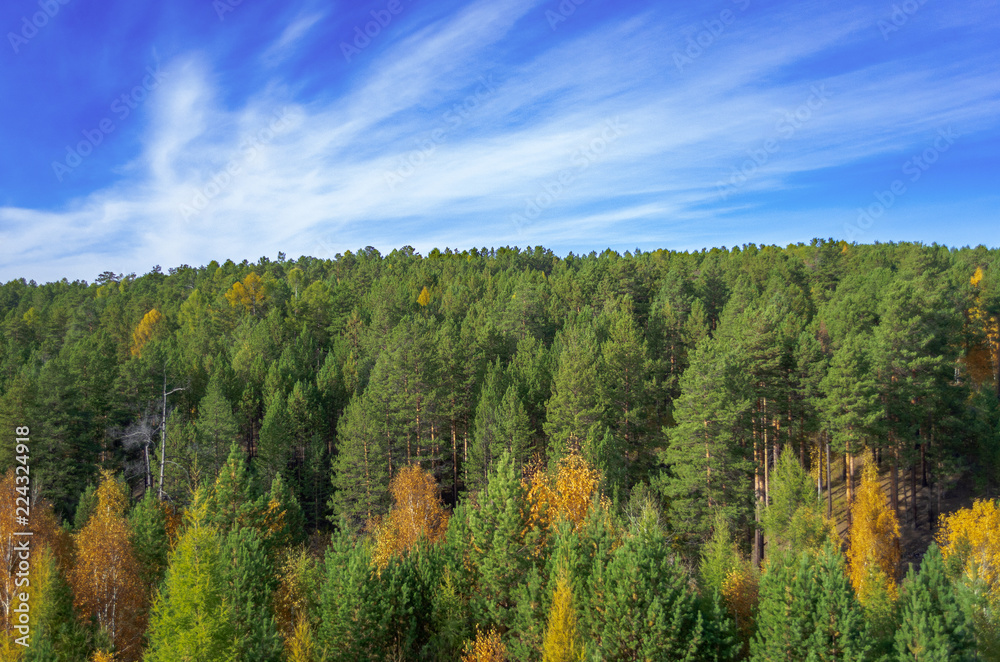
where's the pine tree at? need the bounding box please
[467,360,506,494]
[207,443,263,532]
[895,544,975,661]
[194,368,240,480]
[590,505,722,661]
[598,297,651,483]
[466,452,534,636]
[658,335,753,548]
[257,394,294,483]
[329,394,390,528]
[751,545,869,662]
[544,324,603,462]
[762,447,832,553]
[222,527,284,662]
[128,490,170,603]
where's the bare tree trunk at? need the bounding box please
[826,434,833,519]
[890,445,899,518]
[910,461,918,528]
[451,417,459,503]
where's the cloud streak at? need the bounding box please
[1,0,998,282]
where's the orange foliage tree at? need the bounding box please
[70,470,146,661]
[847,452,901,603]
[0,469,69,638]
[370,464,449,571]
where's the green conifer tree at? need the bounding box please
[895,544,975,661]
[145,490,236,662]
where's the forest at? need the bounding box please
[0,239,999,661]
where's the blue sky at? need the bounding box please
[1,0,998,282]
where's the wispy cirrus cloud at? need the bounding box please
[1,0,998,282]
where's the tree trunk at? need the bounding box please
[890,445,899,518]
[846,451,855,529]
[910,460,918,528]
[826,435,833,519]
[753,436,763,568]
[451,418,459,503]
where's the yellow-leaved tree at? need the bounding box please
[224,272,268,317]
[370,464,449,571]
[524,453,603,534]
[847,452,901,604]
[937,493,1000,662]
[417,286,431,307]
[70,470,146,661]
[937,499,1000,605]
[461,626,507,662]
[130,309,163,357]
[541,573,585,662]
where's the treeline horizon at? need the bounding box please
[1,239,999,660]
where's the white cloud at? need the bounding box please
[2,0,998,282]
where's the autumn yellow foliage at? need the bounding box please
[722,563,759,655]
[461,626,507,662]
[966,266,1000,386]
[224,272,268,316]
[542,574,585,662]
[130,308,163,357]
[848,453,900,603]
[370,465,449,571]
[937,499,1000,607]
[524,453,603,534]
[417,286,431,307]
[70,470,146,661]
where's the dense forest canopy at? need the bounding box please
[1,239,999,660]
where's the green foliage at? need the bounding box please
[145,490,236,662]
[762,447,831,553]
[895,544,976,661]
[751,544,870,662]
[128,490,170,595]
